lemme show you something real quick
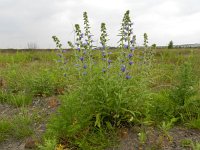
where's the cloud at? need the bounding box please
[0,0,200,48]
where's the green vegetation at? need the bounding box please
[0,113,33,142]
[0,10,200,150]
[0,48,200,149]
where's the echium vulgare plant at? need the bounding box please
[100,22,111,73]
[67,12,94,76]
[118,10,136,79]
[142,33,154,67]
[83,12,94,66]
[52,35,67,76]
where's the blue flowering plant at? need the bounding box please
[118,10,136,79]
[66,12,95,78]
[49,10,152,149]
[100,22,111,74]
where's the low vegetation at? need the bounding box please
[0,10,200,150]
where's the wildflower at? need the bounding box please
[80,57,84,62]
[83,42,88,46]
[121,65,126,72]
[129,61,133,65]
[130,39,134,44]
[125,27,129,31]
[102,52,106,57]
[128,53,133,59]
[77,47,80,51]
[124,44,128,49]
[83,64,87,69]
[130,47,135,51]
[126,75,131,79]
[80,33,84,38]
[108,59,112,64]
[123,31,127,35]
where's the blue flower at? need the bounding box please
[102,52,106,57]
[123,31,127,35]
[80,33,84,38]
[121,65,126,72]
[83,64,87,69]
[108,59,112,64]
[80,57,84,62]
[125,27,129,31]
[130,39,134,44]
[124,44,128,49]
[77,47,80,51]
[128,53,133,59]
[126,75,131,79]
[83,42,88,46]
[129,61,133,65]
[130,47,135,51]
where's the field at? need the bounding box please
[0,48,200,150]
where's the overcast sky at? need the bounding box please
[0,0,200,48]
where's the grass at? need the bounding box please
[0,48,200,149]
[0,113,33,142]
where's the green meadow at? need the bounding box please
[0,48,200,149]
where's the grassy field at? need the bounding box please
[0,48,200,150]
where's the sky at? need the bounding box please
[0,0,200,48]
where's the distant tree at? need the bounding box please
[151,43,156,49]
[168,40,173,49]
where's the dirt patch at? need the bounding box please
[0,96,60,150]
[109,126,200,150]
